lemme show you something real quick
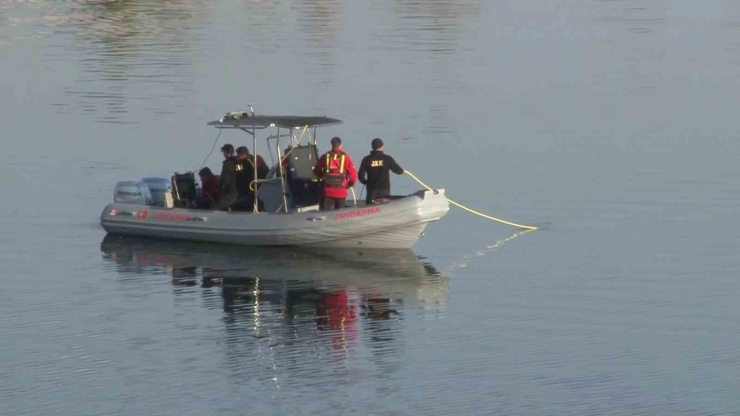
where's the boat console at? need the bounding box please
[286,144,321,207]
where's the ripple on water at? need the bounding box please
[1,0,212,124]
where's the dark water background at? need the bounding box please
[2,1,740,415]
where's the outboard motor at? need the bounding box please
[114,181,153,205]
[141,177,172,207]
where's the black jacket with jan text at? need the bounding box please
[358,150,404,191]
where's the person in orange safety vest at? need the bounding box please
[312,136,358,211]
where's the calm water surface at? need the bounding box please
[2,1,740,415]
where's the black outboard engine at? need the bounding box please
[171,172,198,208]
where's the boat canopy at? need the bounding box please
[207,113,342,129]
[205,110,342,213]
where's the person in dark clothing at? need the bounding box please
[358,138,404,204]
[215,143,239,210]
[234,146,269,212]
[313,137,358,211]
[196,167,220,209]
[236,146,269,183]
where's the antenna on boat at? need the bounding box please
[248,103,254,116]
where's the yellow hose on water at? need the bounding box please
[404,170,538,230]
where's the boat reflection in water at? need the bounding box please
[100,235,448,381]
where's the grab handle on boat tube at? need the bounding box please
[404,170,538,231]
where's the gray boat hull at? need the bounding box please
[101,189,449,249]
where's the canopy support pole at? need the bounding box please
[277,127,288,212]
[253,127,259,212]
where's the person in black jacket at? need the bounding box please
[358,138,404,204]
[233,146,269,212]
[215,143,239,210]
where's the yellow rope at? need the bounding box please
[350,187,357,206]
[404,170,538,230]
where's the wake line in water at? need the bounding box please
[443,229,535,275]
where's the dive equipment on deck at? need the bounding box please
[171,172,198,208]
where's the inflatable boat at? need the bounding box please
[100,111,449,249]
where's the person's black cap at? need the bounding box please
[371,138,384,150]
[198,167,212,177]
[330,136,342,148]
[220,143,234,152]
[236,146,249,155]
